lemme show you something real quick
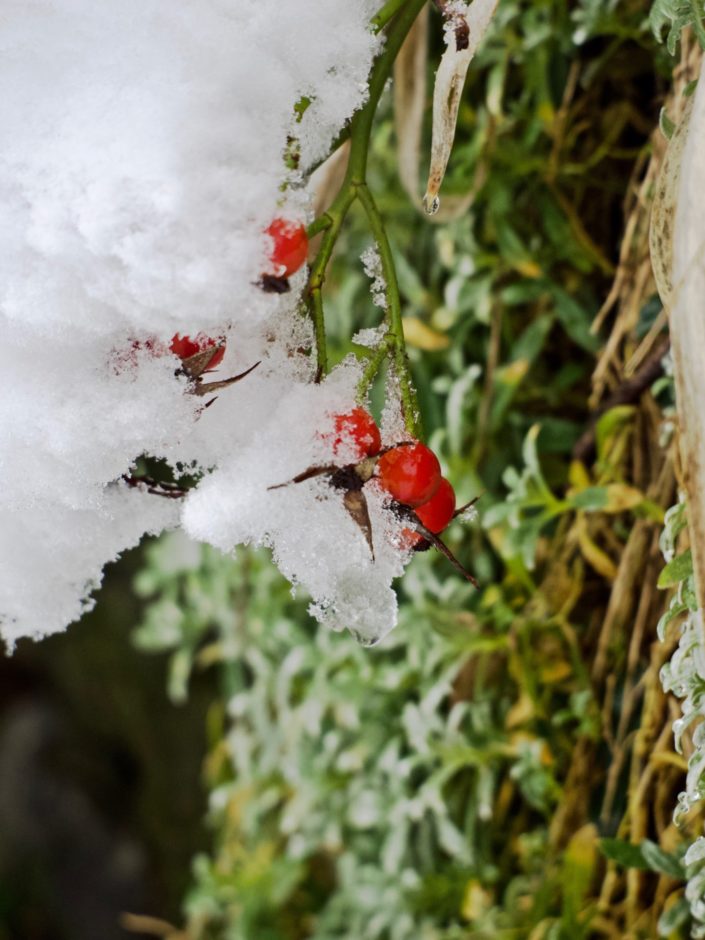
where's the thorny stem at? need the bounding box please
[305,0,426,436]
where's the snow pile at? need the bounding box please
[0,0,414,648]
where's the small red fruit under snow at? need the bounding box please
[266,219,308,277]
[377,442,441,508]
[330,408,381,460]
[170,333,226,369]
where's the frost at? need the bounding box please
[0,0,403,646]
[361,245,388,310]
[353,325,386,348]
[659,574,705,929]
[457,502,479,523]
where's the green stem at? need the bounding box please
[370,0,411,34]
[348,0,427,184]
[307,188,356,378]
[305,0,426,407]
[357,183,420,436]
[357,340,390,396]
[307,213,333,240]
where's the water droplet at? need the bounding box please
[423,193,440,215]
[350,628,382,648]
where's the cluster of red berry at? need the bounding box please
[329,407,456,548]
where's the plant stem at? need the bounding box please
[306,0,426,416]
[370,0,411,34]
[357,183,420,436]
[348,0,427,184]
[307,187,356,378]
[357,341,390,396]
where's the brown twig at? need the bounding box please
[122,474,189,499]
[572,333,670,463]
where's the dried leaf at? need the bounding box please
[423,0,498,215]
[401,315,450,350]
[394,6,429,204]
[575,514,618,582]
[650,91,694,306]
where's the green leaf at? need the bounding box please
[595,405,635,462]
[599,839,686,879]
[640,840,686,880]
[658,549,694,589]
[550,287,600,353]
[569,487,608,511]
[599,838,649,869]
[650,0,694,54]
[657,897,690,936]
[660,107,676,140]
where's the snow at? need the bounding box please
[0,0,424,647]
[361,246,388,310]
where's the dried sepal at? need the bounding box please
[268,464,339,490]
[259,274,291,294]
[190,361,261,397]
[453,495,480,519]
[180,344,226,379]
[394,501,478,586]
[343,489,375,559]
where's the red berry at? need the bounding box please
[170,333,226,369]
[377,442,441,508]
[415,477,456,532]
[330,408,381,460]
[266,218,308,277]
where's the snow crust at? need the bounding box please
[0,0,412,647]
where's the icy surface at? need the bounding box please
[0,0,411,647]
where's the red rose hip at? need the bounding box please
[331,408,381,460]
[266,218,308,277]
[377,442,441,507]
[170,333,226,370]
[415,477,456,532]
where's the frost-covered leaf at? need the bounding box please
[658,549,694,588]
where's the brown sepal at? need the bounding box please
[343,489,375,559]
[395,502,477,586]
[259,274,291,294]
[180,345,226,379]
[419,526,478,587]
[453,495,480,519]
[268,464,339,491]
[191,361,261,397]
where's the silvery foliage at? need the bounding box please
[135,531,507,939]
[659,501,705,936]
